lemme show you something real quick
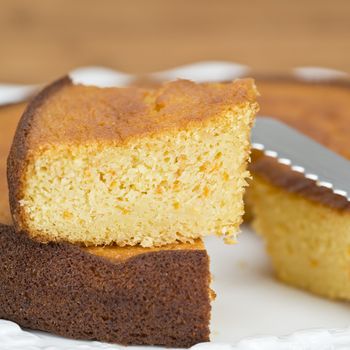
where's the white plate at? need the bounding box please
[1,62,350,349]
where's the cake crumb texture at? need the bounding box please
[250,175,350,300]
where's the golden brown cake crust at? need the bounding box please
[0,223,211,347]
[12,77,257,148]
[0,103,27,224]
[251,156,350,211]
[251,78,350,211]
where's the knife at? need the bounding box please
[252,117,350,201]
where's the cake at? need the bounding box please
[8,77,258,247]
[0,225,211,347]
[247,78,350,300]
[0,103,212,348]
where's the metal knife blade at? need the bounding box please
[251,117,350,201]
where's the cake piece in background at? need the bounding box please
[8,78,258,247]
[0,102,212,348]
[247,78,350,300]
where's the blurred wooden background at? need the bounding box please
[1,0,350,83]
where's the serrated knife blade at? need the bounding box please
[252,117,350,201]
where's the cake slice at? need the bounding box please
[247,78,350,300]
[0,102,212,348]
[8,77,258,247]
[0,224,211,347]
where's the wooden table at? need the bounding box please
[1,0,350,83]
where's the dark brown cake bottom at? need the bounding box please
[0,224,211,348]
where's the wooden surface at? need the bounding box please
[1,0,350,83]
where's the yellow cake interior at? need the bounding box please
[250,174,350,299]
[21,105,255,247]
